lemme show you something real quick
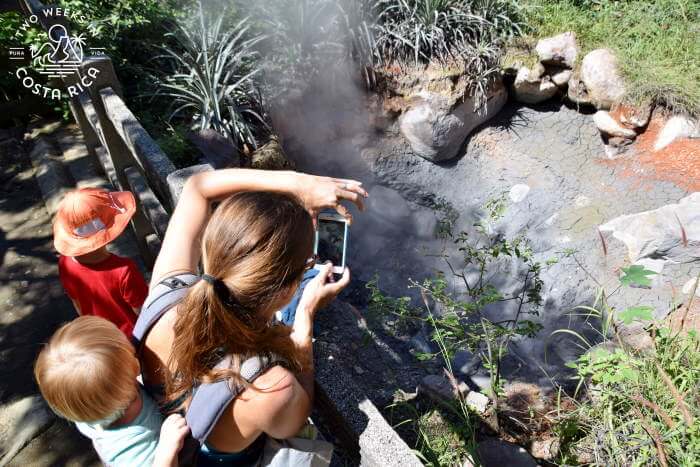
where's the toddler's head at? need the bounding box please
[34,316,140,423]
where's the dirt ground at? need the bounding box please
[0,134,99,466]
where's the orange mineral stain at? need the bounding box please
[601,115,700,192]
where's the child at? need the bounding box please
[53,187,148,336]
[34,316,189,467]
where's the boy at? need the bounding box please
[53,187,148,336]
[34,316,189,466]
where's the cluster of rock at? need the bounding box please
[391,30,698,164]
[509,31,700,156]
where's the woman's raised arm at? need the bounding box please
[151,169,367,287]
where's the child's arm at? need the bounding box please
[150,169,366,287]
[152,414,189,467]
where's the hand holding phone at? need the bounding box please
[314,212,348,274]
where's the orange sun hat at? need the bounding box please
[53,188,137,256]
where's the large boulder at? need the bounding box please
[592,110,636,139]
[550,68,573,88]
[581,49,626,110]
[654,115,700,150]
[599,193,700,264]
[399,80,507,162]
[535,32,578,69]
[250,136,295,170]
[512,66,558,104]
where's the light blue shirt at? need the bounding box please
[76,387,163,466]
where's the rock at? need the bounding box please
[530,62,546,80]
[599,193,700,264]
[453,349,481,376]
[187,129,239,168]
[614,103,652,129]
[399,80,508,162]
[354,365,365,375]
[530,437,560,461]
[581,49,626,110]
[250,136,295,170]
[667,300,700,334]
[509,184,530,203]
[654,115,700,151]
[410,330,434,354]
[418,374,473,406]
[512,67,558,104]
[550,68,573,87]
[592,110,636,139]
[536,32,578,68]
[603,135,635,158]
[476,438,538,467]
[682,277,700,297]
[617,322,655,353]
[465,391,490,413]
[567,72,593,106]
[418,374,455,403]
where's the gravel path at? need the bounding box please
[0,130,99,466]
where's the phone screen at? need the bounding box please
[316,218,346,267]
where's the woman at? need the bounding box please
[134,169,367,464]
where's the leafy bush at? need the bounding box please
[373,0,522,63]
[155,1,267,150]
[370,0,524,105]
[552,266,700,465]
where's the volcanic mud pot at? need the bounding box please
[275,73,699,399]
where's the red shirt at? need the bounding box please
[58,254,148,336]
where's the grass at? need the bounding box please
[523,0,700,115]
[550,267,700,465]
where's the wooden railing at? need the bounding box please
[16,0,182,268]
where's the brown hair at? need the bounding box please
[34,316,139,422]
[167,191,314,403]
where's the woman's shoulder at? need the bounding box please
[236,364,298,413]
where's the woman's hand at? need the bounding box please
[294,174,368,224]
[299,263,351,317]
[292,264,350,340]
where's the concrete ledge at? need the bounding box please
[100,87,176,209]
[124,166,169,238]
[313,330,423,467]
[166,163,214,206]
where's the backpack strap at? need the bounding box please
[131,272,200,352]
[185,354,288,444]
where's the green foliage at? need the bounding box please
[154,1,267,149]
[620,264,657,288]
[553,263,700,465]
[373,0,523,64]
[368,195,546,399]
[564,328,700,465]
[371,0,524,104]
[618,305,653,325]
[367,274,423,333]
[523,0,700,115]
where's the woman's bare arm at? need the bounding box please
[151,169,367,288]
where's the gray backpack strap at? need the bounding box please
[186,354,287,444]
[131,273,200,350]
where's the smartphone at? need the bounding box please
[314,212,349,274]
